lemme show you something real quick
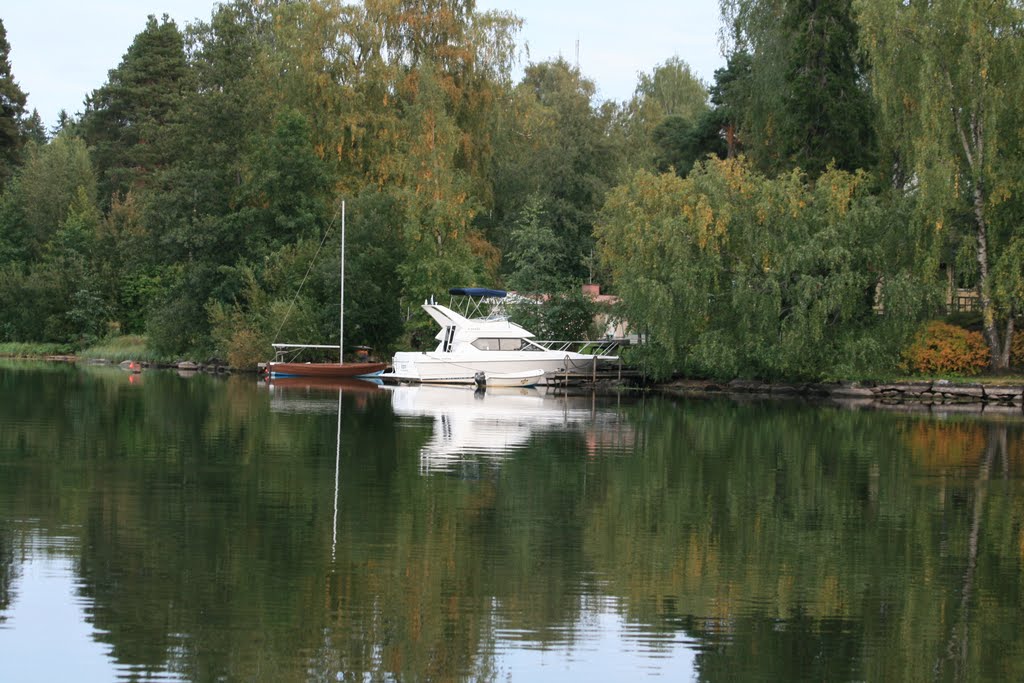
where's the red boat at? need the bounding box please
[265,359,386,379]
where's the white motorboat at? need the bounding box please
[389,288,619,385]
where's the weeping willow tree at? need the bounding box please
[856,0,1024,370]
[596,158,931,381]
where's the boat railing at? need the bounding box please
[533,339,622,359]
[272,343,340,362]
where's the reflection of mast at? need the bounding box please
[941,424,1003,678]
[332,388,342,562]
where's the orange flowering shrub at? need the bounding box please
[902,321,989,376]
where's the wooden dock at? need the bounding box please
[546,359,643,387]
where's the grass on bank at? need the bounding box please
[75,335,175,365]
[0,341,73,357]
[1,336,175,364]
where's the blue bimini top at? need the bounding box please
[448,287,507,298]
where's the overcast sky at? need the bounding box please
[4,1,725,129]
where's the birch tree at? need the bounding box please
[857,0,1024,369]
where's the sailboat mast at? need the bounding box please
[344,200,348,366]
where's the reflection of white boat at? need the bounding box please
[389,288,618,385]
[450,369,545,387]
[385,383,622,472]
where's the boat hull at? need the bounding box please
[390,352,594,385]
[267,361,387,379]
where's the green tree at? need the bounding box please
[718,0,790,173]
[719,0,876,178]
[0,19,28,189]
[391,65,489,304]
[0,134,97,263]
[489,59,622,287]
[80,15,191,206]
[504,194,562,294]
[93,192,157,334]
[140,3,279,355]
[652,112,728,177]
[597,158,930,380]
[780,0,875,176]
[236,108,332,253]
[708,51,753,159]
[857,0,1024,369]
[507,286,599,341]
[620,56,711,171]
[20,110,46,146]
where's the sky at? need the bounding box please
[3,1,725,130]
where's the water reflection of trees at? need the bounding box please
[0,524,14,621]
[580,401,1024,682]
[0,365,1023,682]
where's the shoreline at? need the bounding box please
[7,354,1024,416]
[658,378,1024,417]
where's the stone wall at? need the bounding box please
[662,379,1024,412]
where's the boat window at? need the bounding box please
[471,338,530,351]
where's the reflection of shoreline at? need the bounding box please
[385,384,632,472]
[662,379,1024,415]
[659,378,1024,405]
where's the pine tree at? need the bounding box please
[780,0,875,177]
[79,15,191,205]
[0,19,29,188]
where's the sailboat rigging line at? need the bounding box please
[270,203,343,347]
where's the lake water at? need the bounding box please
[1,361,1022,682]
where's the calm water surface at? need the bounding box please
[1,362,1023,682]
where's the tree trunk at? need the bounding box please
[955,95,1006,371]
[999,313,1014,369]
[972,187,1006,370]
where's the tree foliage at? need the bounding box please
[597,158,931,380]
[487,58,621,289]
[79,15,192,206]
[506,287,599,342]
[0,19,28,190]
[2,0,1016,381]
[857,0,1024,370]
[620,56,712,171]
[779,0,875,176]
[718,0,875,178]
